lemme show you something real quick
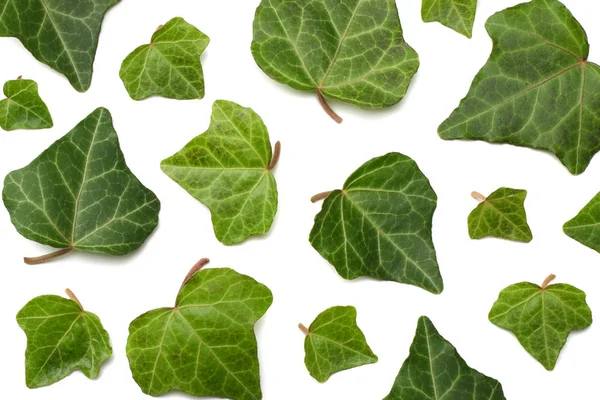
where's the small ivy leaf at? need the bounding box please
[309,152,443,294]
[438,0,600,175]
[3,107,161,264]
[161,100,279,245]
[385,316,505,399]
[119,17,210,100]
[299,306,377,383]
[421,0,477,38]
[0,78,53,131]
[564,192,600,253]
[17,289,112,388]
[468,188,533,242]
[251,0,419,123]
[0,0,118,92]
[126,259,273,399]
[489,274,592,371]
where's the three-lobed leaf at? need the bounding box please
[439,0,600,175]
[309,152,443,294]
[0,78,52,130]
[421,0,477,38]
[564,192,600,253]
[161,100,279,245]
[120,17,210,100]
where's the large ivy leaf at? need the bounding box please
[161,100,279,245]
[0,77,53,131]
[468,188,532,242]
[299,305,377,383]
[251,0,419,123]
[17,289,112,388]
[119,17,210,100]
[385,316,505,400]
[438,0,600,175]
[564,192,600,253]
[0,0,117,92]
[421,0,477,38]
[489,274,592,370]
[3,107,160,264]
[309,152,443,294]
[126,259,273,399]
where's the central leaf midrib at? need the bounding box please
[480,198,530,237]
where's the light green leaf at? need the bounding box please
[0,78,52,131]
[126,259,273,399]
[17,289,112,388]
[438,0,600,175]
[300,306,377,383]
[468,188,532,242]
[385,316,505,400]
[421,0,477,38]
[489,274,592,370]
[3,107,160,264]
[251,0,419,123]
[563,191,600,253]
[161,100,279,245]
[0,0,117,92]
[309,152,443,294]
[119,17,210,100]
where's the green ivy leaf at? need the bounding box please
[299,306,377,383]
[564,192,600,253]
[421,0,477,38]
[3,107,160,264]
[161,100,279,245]
[309,152,443,294]
[438,0,600,175]
[489,274,592,371]
[0,0,117,92]
[0,78,52,131]
[468,188,532,242]
[251,0,419,123]
[126,259,273,399]
[119,17,210,100]
[385,316,505,399]
[17,289,112,388]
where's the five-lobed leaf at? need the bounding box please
[0,0,117,92]
[3,107,160,263]
[563,192,600,253]
[251,0,419,123]
[309,152,443,294]
[0,78,52,131]
[126,260,273,399]
[161,100,279,245]
[17,290,112,388]
[120,17,210,100]
[489,275,592,370]
[421,0,477,38]
[468,188,533,242]
[385,316,505,399]
[300,306,377,383]
[439,0,600,175]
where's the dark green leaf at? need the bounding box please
[0,78,52,130]
[421,0,477,38]
[564,191,600,253]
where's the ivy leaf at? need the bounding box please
[251,0,419,123]
[438,0,600,175]
[468,188,532,242]
[119,17,210,101]
[489,274,592,370]
[17,289,112,388]
[299,306,377,383]
[564,192,600,253]
[161,100,279,245]
[309,152,443,294]
[421,0,477,38]
[0,0,117,92]
[126,259,273,399]
[3,107,160,264]
[385,316,505,400]
[0,77,52,131]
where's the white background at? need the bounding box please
[0,0,598,399]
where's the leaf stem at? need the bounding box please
[268,141,281,170]
[65,288,84,311]
[17,75,22,80]
[316,90,342,124]
[298,323,310,335]
[311,191,333,203]
[541,274,556,290]
[471,191,487,202]
[182,258,210,288]
[24,248,73,265]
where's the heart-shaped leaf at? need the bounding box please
[3,107,160,264]
[0,78,52,130]
[309,152,443,294]
[564,192,600,253]
[421,0,477,38]
[120,17,210,100]
[251,0,419,123]
[126,259,273,399]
